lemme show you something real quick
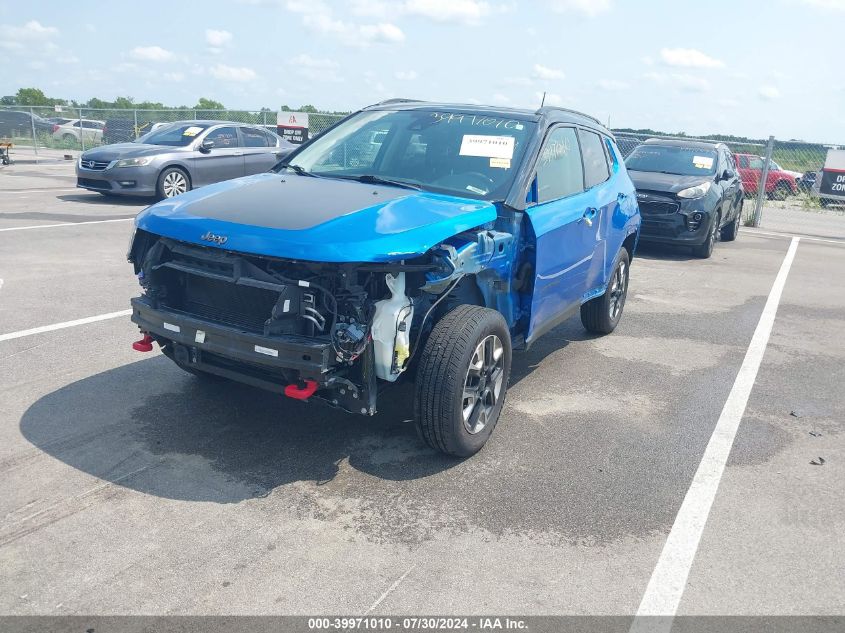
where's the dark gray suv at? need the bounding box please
[76,121,294,199]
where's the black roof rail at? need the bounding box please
[535,106,604,127]
[375,98,425,105]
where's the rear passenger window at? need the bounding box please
[242,128,269,147]
[536,127,583,203]
[206,126,239,148]
[580,130,610,188]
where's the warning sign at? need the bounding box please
[277,111,309,144]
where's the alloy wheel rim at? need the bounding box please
[462,334,505,435]
[163,172,187,197]
[608,260,628,320]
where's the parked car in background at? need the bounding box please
[77,121,294,198]
[44,116,73,126]
[626,139,743,258]
[798,169,819,194]
[53,119,105,145]
[126,101,641,456]
[734,153,798,200]
[0,110,53,138]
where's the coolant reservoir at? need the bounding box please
[372,273,414,382]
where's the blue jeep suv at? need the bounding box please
[127,100,641,456]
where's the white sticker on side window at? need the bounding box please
[459,135,515,159]
[693,155,714,169]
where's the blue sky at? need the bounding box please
[1,0,843,142]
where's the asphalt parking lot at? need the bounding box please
[1,158,844,618]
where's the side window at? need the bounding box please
[580,130,610,189]
[536,127,584,203]
[748,156,764,170]
[205,126,239,148]
[242,127,269,147]
[604,137,619,169]
[262,129,279,146]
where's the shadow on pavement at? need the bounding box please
[19,323,583,505]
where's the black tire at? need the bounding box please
[580,248,630,334]
[771,181,791,201]
[156,167,191,200]
[62,134,75,144]
[693,212,720,259]
[720,206,740,242]
[414,305,512,457]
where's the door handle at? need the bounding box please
[233,151,243,156]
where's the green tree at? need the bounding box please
[15,88,50,106]
[195,97,225,110]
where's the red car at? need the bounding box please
[734,153,798,200]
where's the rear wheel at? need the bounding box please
[414,305,511,457]
[580,249,630,334]
[693,212,720,259]
[62,134,75,144]
[157,167,191,199]
[771,181,791,201]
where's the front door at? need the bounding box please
[524,126,599,343]
[241,127,280,175]
[191,126,245,187]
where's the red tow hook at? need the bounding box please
[132,334,154,352]
[284,379,318,400]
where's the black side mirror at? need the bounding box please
[719,169,731,181]
[199,139,214,153]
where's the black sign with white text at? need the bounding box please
[819,169,845,197]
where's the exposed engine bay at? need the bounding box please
[128,224,522,415]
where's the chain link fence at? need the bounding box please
[0,105,345,156]
[1,104,841,224]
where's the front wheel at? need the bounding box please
[721,205,740,242]
[157,167,191,199]
[693,212,720,259]
[414,305,512,457]
[580,248,630,334]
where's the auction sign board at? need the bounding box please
[820,149,845,198]
[277,112,309,144]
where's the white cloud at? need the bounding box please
[532,64,564,80]
[209,64,257,81]
[394,70,418,80]
[597,79,630,91]
[163,72,185,82]
[799,0,845,9]
[0,20,59,40]
[491,92,511,104]
[660,48,724,68]
[130,45,174,62]
[404,0,491,24]
[536,92,566,106]
[549,0,611,17]
[205,29,233,47]
[758,85,781,100]
[288,53,342,81]
[286,1,404,46]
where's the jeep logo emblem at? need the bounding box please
[201,231,228,245]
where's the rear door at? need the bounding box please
[720,150,742,220]
[524,126,600,344]
[190,126,245,187]
[240,127,279,175]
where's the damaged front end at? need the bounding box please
[128,219,522,416]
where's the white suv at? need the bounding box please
[52,119,105,145]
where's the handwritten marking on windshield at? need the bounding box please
[431,112,523,130]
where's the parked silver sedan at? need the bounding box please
[76,121,294,198]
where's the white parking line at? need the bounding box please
[741,229,844,245]
[1,188,80,193]
[0,218,133,232]
[0,309,132,343]
[631,237,800,631]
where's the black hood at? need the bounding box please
[627,169,713,195]
[81,143,184,161]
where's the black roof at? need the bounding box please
[364,99,610,135]
[641,137,728,151]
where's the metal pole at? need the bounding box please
[78,107,85,152]
[263,110,267,128]
[752,135,774,228]
[134,109,139,140]
[29,107,39,160]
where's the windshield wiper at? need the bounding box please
[277,163,320,178]
[340,174,422,190]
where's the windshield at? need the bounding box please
[626,145,717,177]
[137,123,209,146]
[277,109,536,200]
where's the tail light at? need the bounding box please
[52,124,59,133]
